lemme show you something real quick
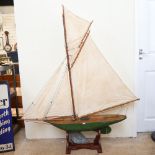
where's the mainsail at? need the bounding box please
[24,7,138,121]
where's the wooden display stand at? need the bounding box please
[66,130,102,154]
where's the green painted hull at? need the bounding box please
[51,120,117,133]
[46,115,126,133]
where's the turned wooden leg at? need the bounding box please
[94,130,102,153]
[66,143,71,154]
[97,144,102,153]
[66,132,71,154]
[94,130,100,144]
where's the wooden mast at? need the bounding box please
[62,6,77,120]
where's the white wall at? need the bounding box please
[14,0,136,138]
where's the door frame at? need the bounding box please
[135,0,155,132]
[135,0,143,132]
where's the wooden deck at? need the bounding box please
[45,114,126,124]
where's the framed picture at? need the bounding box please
[0,37,4,50]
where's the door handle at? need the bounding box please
[139,49,144,55]
[139,49,151,55]
[138,49,153,59]
[139,49,144,60]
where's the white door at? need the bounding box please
[136,0,155,132]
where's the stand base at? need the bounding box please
[66,131,102,154]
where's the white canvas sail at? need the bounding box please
[68,36,137,117]
[24,7,138,120]
[45,36,138,118]
[24,61,73,120]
